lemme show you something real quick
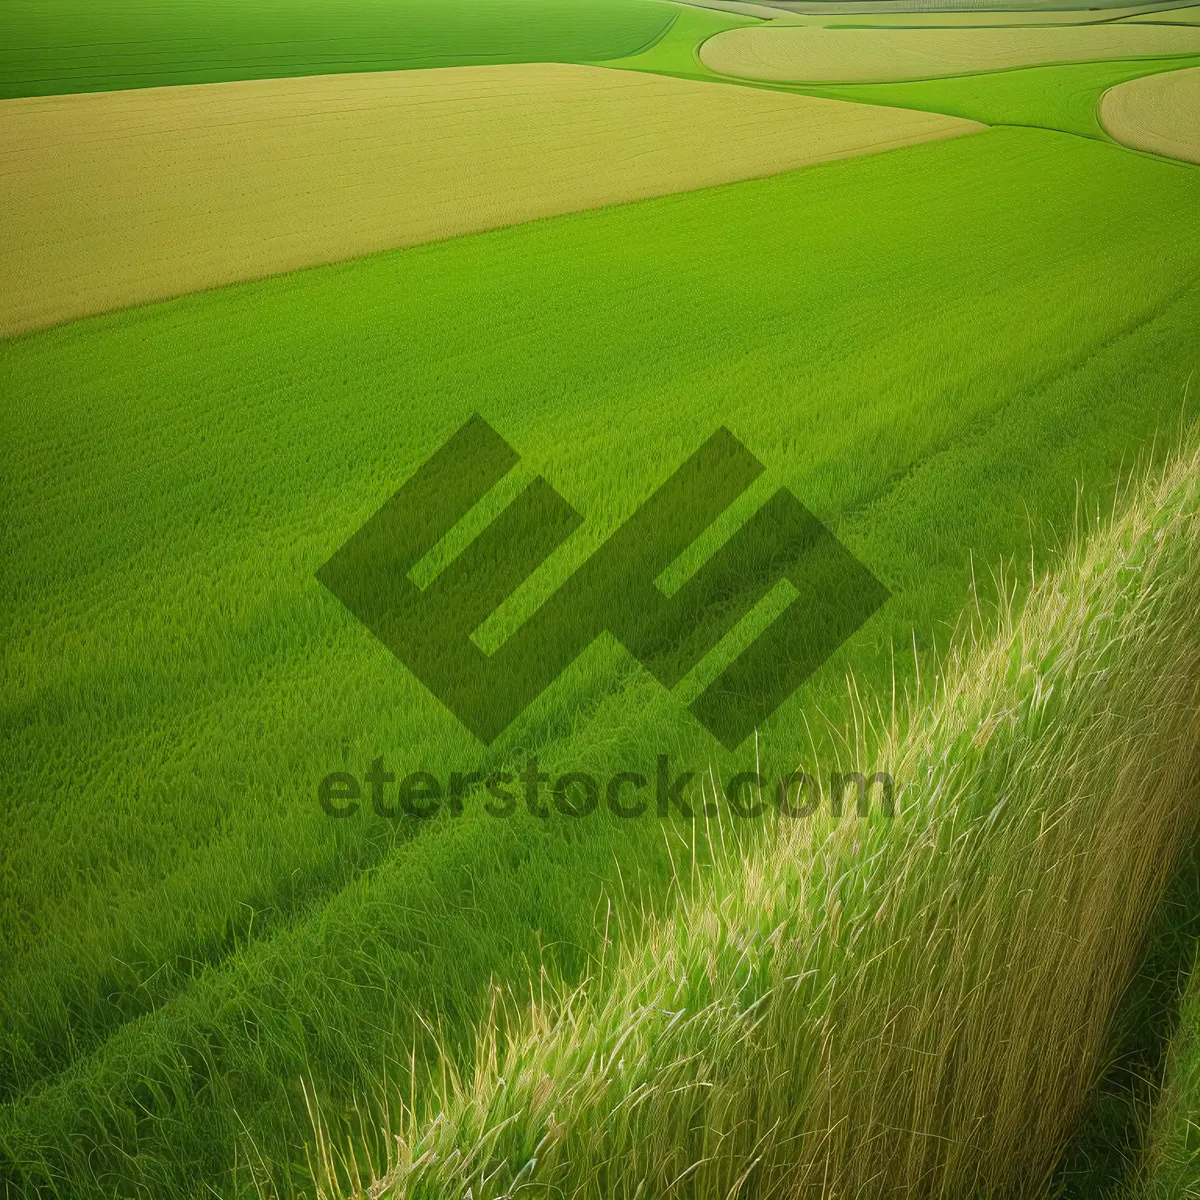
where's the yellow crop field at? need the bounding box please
[1121,4,1200,23]
[700,23,1200,81]
[1100,64,1200,161]
[0,62,982,336]
[774,7,1183,27]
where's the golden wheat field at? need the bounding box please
[700,22,1200,81]
[1100,64,1200,161]
[0,62,984,336]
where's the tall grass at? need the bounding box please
[315,438,1200,1200]
[1137,947,1200,1198]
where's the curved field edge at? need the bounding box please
[600,3,761,76]
[4,137,1200,1195]
[0,64,981,337]
[697,23,1200,85]
[599,11,1200,142]
[311,431,1200,1200]
[1099,64,1200,161]
[0,0,678,100]
[763,55,1200,139]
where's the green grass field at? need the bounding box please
[3,2,1200,1197]
[0,0,677,99]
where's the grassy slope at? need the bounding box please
[3,125,1200,1196]
[0,0,677,100]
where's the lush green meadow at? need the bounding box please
[4,2,1200,1197]
[5,120,1200,1194]
[0,0,676,99]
